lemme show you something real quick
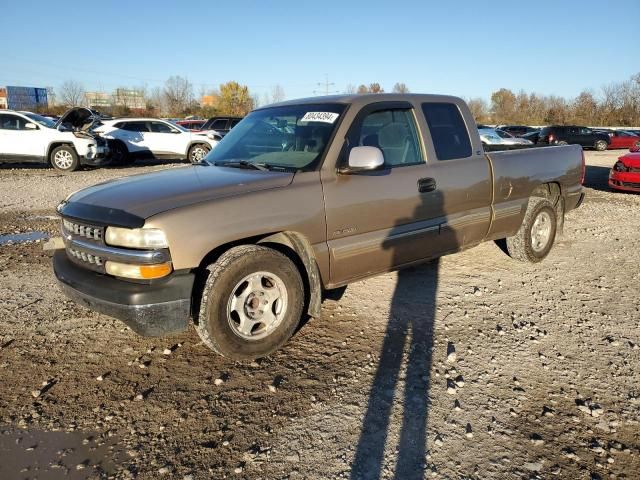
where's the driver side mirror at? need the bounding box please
[341,146,384,173]
[24,122,37,130]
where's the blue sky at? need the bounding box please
[4,0,639,102]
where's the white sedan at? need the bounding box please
[479,128,533,146]
[94,118,219,164]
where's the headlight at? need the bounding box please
[613,161,627,172]
[105,227,168,249]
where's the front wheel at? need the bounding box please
[505,198,557,263]
[595,140,608,151]
[188,144,210,163]
[195,245,304,360]
[50,145,79,171]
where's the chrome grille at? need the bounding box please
[63,218,103,241]
[68,247,104,266]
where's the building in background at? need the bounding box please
[112,88,145,110]
[85,91,112,110]
[0,86,48,110]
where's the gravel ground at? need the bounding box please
[0,151,638,479]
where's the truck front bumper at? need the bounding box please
[54,250,194,336]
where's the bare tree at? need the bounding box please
[392,82,410,94]
[368,83,384,94]
[46,86,56,107]
[59,80,86,107]
[163,76,194,116]
[357,84,369,94]
[466,97,489,123]
[344,84,357,94]
[271,84,285,103]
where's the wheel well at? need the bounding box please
[108,138,128,151]
[531,182,564,235]
[191,232,321,323]
[46,142,76,164]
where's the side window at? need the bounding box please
[421,103,472,160]
[211,119,228,130]
[149,121,175,133]
[0,114,27,130]
[579,127,591,135]
[230,118,241,128]
[122,122,148,132]
[357,109,423,167]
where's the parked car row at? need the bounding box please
[483,124,640,152]
[0,108,243,171]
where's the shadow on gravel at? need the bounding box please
[352,178,449,479]
[583,165,612,192]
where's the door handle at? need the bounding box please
[418,177,437,193]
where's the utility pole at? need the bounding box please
[313,74,337,96]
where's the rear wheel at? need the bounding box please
[195,245,304,360]
[557,140,568,146]
[595,140,608,151]
[505,198,557,263]
[188,143,210,163]
[50,145,79,172]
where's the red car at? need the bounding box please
[605,130,640,150]
[609,152,640,193]
[629,143,640,152]
[176,119,206,131]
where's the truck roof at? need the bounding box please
[262,93,463,110]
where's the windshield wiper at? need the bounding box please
[214,160,269,171]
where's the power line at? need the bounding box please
[313,74,339,96]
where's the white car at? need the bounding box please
[94,118,219,164]
[0,108,109,171]
[479,128,533,146]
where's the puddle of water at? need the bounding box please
[0,426,127,479]
[0,232,49,245]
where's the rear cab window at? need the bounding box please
[421,103,472,160]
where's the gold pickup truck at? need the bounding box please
[53,94,585,359]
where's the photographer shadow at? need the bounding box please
[351,186,451,479]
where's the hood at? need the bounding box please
[619,152,640,168]
[64,165,294,220]
[55,107,100,132]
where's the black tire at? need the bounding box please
[188,143,210,164]
[195,245,304,360]
[109,140,132,165]
[505,197,557,263]
[50,145,79,172]
[557,140,568,146]
[595,140,608,151]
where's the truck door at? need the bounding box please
[418,101,493,251]
[322,102,449,285]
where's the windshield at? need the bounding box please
[204,104,347,171]
[23,112,55,129]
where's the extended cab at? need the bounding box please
[0,108,109,171]
[53,94,585,359]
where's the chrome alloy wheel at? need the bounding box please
[530,210,552,252]
[190,146,208,162]
[226,271,288,340]
[54,150,74,169]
